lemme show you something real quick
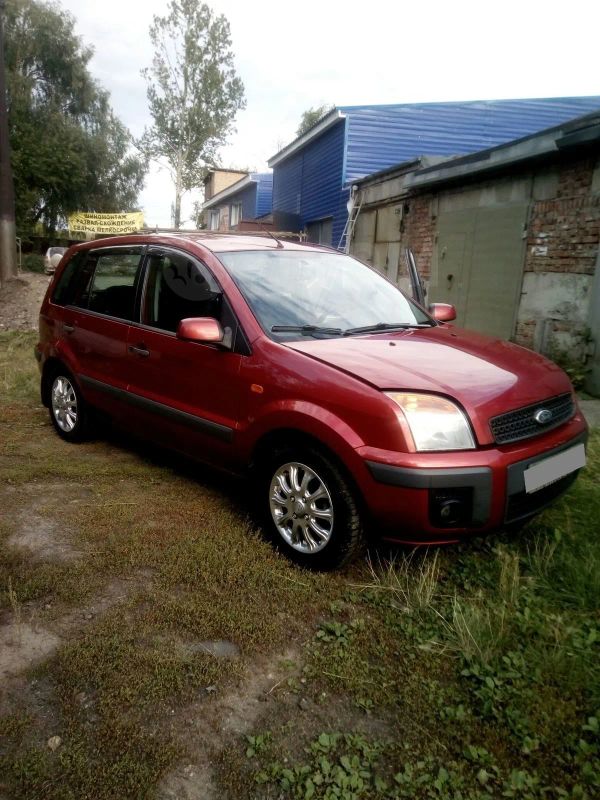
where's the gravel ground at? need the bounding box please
[0,271,51,331]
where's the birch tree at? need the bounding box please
[140,0,245,228]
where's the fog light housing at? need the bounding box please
[429,488,473,527]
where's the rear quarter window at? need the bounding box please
[87,251,142,320]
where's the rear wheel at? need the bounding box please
[47,369,90,442]
[261,446,365,570]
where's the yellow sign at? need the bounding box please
[67,211,144,235]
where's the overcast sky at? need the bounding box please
[60,0,600,227]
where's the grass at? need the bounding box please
[1,330,599,799]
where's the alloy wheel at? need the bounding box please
[51,376,78,433]
[269,461,334,553]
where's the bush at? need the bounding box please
[21,253,44,273]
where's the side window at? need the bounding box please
[142,250,222,333]
[52,251,94,307]
[87,250,143,321]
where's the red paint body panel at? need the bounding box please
[37,234,588,546]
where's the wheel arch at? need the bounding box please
[40,357,75,407]
[249,427,368,516]
[41,357,63,406]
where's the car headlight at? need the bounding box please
[385,392,475,451]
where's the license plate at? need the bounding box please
[524,443,586,494]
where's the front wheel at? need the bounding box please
[262,447,365,570]
[47,370,90,442]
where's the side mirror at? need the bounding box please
[429,303,456,322]
[177,317,226,346]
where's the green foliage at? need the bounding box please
[254,733,389,800]
[21,252,44,272]
[297,104,335,137]
[550,346,590,389]
[139,0,245,227]
[4,0,146,234]
[245,732,272,758]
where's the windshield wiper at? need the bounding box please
[271,324,343,336]
[343,322,434,336]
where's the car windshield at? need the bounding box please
[218,250,432,339]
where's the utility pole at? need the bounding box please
[0,0,16,289]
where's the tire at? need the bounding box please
[260,446,365,570]
[46,368,90,443]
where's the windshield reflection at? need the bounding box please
[218,250,430,339]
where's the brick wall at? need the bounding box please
[398,195,435,280]
[516,155,600,354]
[525,158,600,277]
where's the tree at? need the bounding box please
[4,0,146,234]
[0,0,17,286]
[297,104,334,137]
[140,0,245,228]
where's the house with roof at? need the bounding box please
[201,172,273,231]
[203,168,248,203]
[268,97,600,248]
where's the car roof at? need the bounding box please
[72,232,338,255]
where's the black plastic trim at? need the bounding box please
[366,462,492,525]
[489,393,574,445]
[79,375,234,443]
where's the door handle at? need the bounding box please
[129,344,150,358]
[63,324,75,333]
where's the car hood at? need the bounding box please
[285,326,573,445]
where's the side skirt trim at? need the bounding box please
[78,374,234,443]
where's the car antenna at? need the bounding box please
[258,222,284,248]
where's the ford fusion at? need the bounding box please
[36,234,587,569]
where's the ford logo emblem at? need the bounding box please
[534,408,553,425]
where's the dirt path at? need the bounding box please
[0,272,50,331]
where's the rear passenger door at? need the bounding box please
[124,246,248,467]
[62,246,145,418]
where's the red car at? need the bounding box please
[36,234,587,569]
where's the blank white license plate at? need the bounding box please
[524,443,586,494]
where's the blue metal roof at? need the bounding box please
[339,97,600,183]
[270,96,600,247]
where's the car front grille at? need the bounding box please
[490,393,574,445]
[505,471,578,523]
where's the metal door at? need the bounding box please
[430,205,528,340]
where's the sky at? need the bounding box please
[60,0,600,228]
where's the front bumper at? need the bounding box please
[358,414,588,545]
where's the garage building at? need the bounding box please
[349,111,600,395]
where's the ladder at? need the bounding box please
[337,190,363,252]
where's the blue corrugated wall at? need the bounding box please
[212,172,272,222]
[272,96,600,246]
[235,183,258,221]
[272,119,347,245]
[255,173,273,217]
